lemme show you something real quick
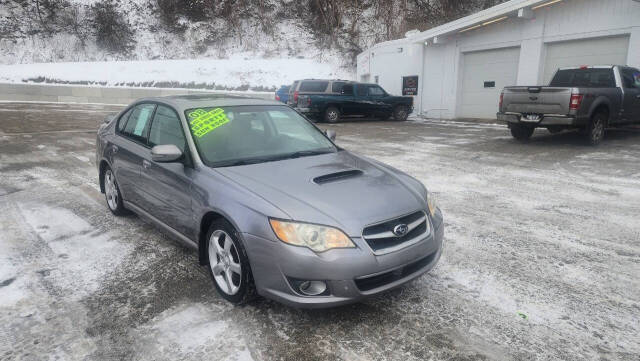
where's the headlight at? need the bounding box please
[269,219,355,252]
[427,193,438,217]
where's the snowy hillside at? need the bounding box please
[0,0,353,89]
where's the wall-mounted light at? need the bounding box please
[459,15,508,33]
[459,23,484,33]
[532,0,562,10]
[482,16,508,26]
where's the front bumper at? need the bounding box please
[497,112,587,127]
[242,216,444,308]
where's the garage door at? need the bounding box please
[459,47,520,119]
[543,36,629,84]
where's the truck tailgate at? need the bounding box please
[503,87,572,115]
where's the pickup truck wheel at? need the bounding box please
[393,106,409,121]
[510,124,535,141]
[586,111,607,146]
[324,107,340,123]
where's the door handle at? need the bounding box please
[142,160,151,169]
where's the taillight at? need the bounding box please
[499,92,504,110]
[294,91,299,102]
[569,94,583,110]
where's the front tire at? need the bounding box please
[585,111,607,146]
[206,220,256,304]
[392,106,409,121]
[102,167,127,216]
[324,107,340,123]
[510,124,535,141]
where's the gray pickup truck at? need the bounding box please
[497,65,640,145]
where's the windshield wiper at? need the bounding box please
[275,150,334,160]
[213,150,333,167]
[214,157,273,167]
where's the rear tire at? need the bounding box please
[324,107,340,123]
[392,106,409,121]
[585,111,607,146]
[206,219,256,305]
[510,124,535,141]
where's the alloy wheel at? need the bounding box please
[208,230,242,295]
[104,170,118,211]
[327,110,339,122]
[591,117,604,143]
[395,107,407,120]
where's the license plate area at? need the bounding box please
[522,114,542,122]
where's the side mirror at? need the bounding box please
[325,129,336,141]
[151,144,183,163]
[103,114,116,124]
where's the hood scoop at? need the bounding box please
[313,169,364,185]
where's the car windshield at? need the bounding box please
[185,105,337,167]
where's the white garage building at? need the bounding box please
[357,0,640,120]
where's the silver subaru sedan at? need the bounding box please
[96,94,443,308]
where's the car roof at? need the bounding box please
[557,65,616,70]
[296,79,354,82]
[135,94,284,111]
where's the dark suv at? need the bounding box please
[290,80,414,123]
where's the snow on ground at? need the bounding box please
[0,55,353,90]
[1,103,640,360]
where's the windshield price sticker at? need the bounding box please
[188,108,230,137]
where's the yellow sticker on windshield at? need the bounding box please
[188,108,230,137]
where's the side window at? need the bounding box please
[369,86,385,96]
[355,85,367,96]
[122,104,156,144]
[148,105,186,151]
[622,68,640,89]
[117,108,133,132]
[342,84,354,95]
[331,82,346,93]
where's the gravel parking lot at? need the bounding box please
[1,102,639,361]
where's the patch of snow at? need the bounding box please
[133,303,254,360]
[0,54,354,90]
[17,203,133,299]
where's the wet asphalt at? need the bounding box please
[1,102,639,361]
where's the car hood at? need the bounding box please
[215,151,425,236]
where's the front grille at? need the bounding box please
[354,252,437,292]
[362,211,429,254]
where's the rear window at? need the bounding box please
[550,68,615,88]
[299,81,329,92]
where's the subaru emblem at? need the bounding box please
[393,224,409,237]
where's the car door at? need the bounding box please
[621,67,640,123]
[336,83,357,115]
[138,104,193,236]
[367,85,393,115]
[349,84,370,116]
[111,103,156,207]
